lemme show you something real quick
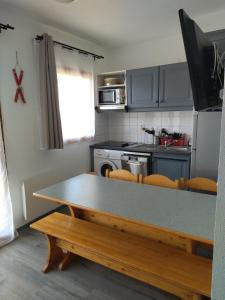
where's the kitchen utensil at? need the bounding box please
[104,77,122,86]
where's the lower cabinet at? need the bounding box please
[152,153,191,180]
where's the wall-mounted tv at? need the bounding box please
[179,9,224,111]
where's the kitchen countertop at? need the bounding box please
[90,141,191,156]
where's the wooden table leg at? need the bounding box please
[42,235,64,273]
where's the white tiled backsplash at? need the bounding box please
[108,111,193,143]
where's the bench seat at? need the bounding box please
[30,212,212,300]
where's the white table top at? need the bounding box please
[34,174,216,243]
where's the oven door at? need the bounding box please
[121,153,151,176]
[99,90,116,105]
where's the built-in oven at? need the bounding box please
[99,88,125,105]
[121,152,151,176]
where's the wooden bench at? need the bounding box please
[30,212,212,300]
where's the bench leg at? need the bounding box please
[42,235,64,273]
[192,295,202,300]
[59,251,74,271]
[186,240,197,254]
[69,205,82,218]
[181,295,202,300]
[65,206,79,268]
[69,206,76,217]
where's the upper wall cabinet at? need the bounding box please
[127,62,193,112]
[127,67,159,109]
[159,62,193,109]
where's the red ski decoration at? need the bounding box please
[12,68,26,103]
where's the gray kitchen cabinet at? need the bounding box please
[152,153,190,180]
[159,63,193,110]
[127,63,193,112]
[127,67,159,110]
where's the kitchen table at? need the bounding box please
[34,174,215,250]
[32,174,214,299]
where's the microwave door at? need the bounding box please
[99,90,116,104]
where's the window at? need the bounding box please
[55,47,95,144]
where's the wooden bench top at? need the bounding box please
[31,212,212,298]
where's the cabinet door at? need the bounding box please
[127,67,159,110]
[159,63,193,109]
[152,154,190,180]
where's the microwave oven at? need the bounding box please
[99,89,125,105]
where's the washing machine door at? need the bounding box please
[98,160,118,177]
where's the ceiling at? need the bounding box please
[2,0,225,47]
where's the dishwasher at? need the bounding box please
[121,152,151,176]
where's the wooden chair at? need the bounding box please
[141,174,180,189]
[180,177,217,193]
[106,169,139,183]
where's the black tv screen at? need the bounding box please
[179,9,223,111]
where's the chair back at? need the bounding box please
[107,169,139,183]
[142,174,180,189]
[180,177,217,193]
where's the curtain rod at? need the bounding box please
[35,35,104,60]
[0,23,14,33]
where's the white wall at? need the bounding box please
[212,98,225,299]
[107,9,225,71]
[108,35,185,71]
[0,7,110,228]
[209,13,225,294]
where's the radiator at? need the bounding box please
[22,172,65,221]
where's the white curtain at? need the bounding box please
[0,115,15,247]
[55,46,95,144]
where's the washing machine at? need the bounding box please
[94,149,123,176]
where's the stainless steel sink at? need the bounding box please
[129,144,157,151]
[164,146,189,151]
[127,143,190,152]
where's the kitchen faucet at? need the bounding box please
[164,140,174,147]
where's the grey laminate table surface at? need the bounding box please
[34,174,216,243]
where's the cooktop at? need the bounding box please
[96,141,136,148]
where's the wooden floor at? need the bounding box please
[0,228,182,300]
